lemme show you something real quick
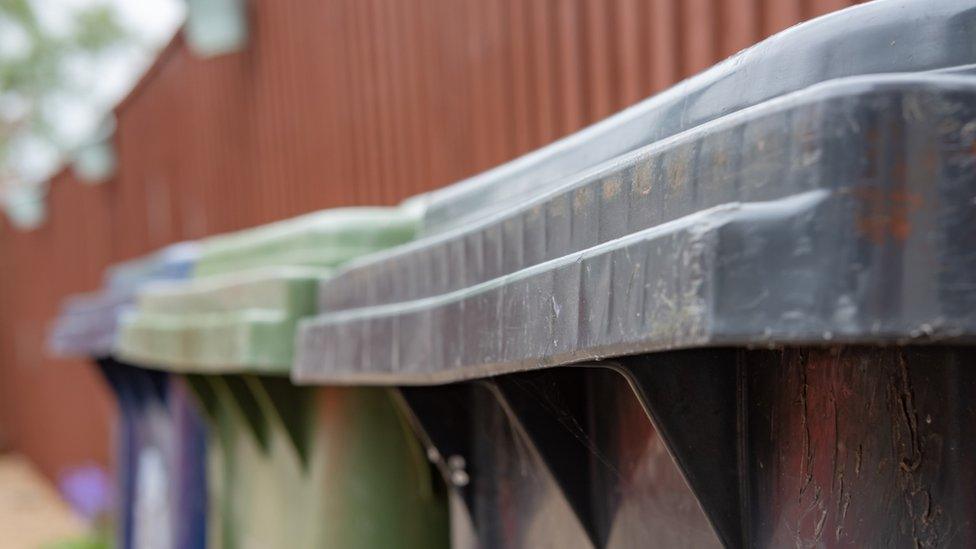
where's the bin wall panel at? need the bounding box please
[401,347,976,546]
[583,369,720,547]
[465,383,591,549]
[95,360,208,549]
[200,377,448,548]
[0,0,863,476]
[400,369,721,548]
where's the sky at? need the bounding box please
[49,0,186,108]
[7,0,185,185]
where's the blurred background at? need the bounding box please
[0,0,864,545]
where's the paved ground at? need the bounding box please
[0,454,88,548]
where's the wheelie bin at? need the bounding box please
[115,205,449,549]
[49,242,207,549]
[294,1,976,546]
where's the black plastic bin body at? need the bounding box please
[294,1,976,547]
[397,347,976,548]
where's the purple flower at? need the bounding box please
[59,465,113,523]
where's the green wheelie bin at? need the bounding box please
[116,205,448,549]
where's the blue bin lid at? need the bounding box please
[49,242,199,358]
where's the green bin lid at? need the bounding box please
[116,206,419,373]
[194,207,419,277]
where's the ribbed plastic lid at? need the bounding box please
[116,205,420,373]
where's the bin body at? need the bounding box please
[191,378,447,549]
[107,366,205,549]
[50,243,206,549]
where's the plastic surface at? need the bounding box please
[193,207,420,277]
[49,244,202,549]
[405,370,722,548]
[186,378,448,549]
[106,243,198,294]
[97,360,208,549]
[48,243,198,358]
[115,206,418,373]
[49,291,131,359]
[117,268,320,373]
[112,205,446,547]
[409,346,976,548]
[296,73,976,384]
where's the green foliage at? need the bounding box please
[72,5,125,50]
[0,0,128,180]
[42,534,112,549]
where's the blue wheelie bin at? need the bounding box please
[50,243,207,549]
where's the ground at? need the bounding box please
[0,454,90,549]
